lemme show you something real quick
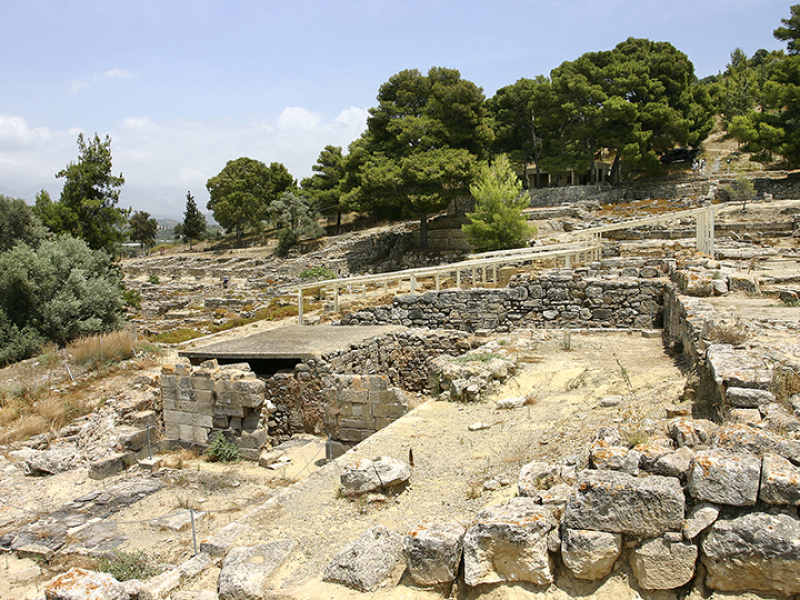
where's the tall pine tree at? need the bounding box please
[179,192,207,249]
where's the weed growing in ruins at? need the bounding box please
[96,549,161,581]
[150,328,205,344]
[707,320,750,346]
[121,288,142,309]
[147,273,160,284]
[206,432,242,463]
[68,330,151,370]
[299,266,337,280]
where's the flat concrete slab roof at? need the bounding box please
[178,324,407,363]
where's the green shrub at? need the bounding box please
[147,273,160,284]
[121,288,142,309]
[206,431,242,462]
[299,266,338,280]
[0,235,124,366]
[96,549,160,581]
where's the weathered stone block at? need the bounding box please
[561,528,621,581]
[683,502,720,540]
[563,470,684,536]
[340,456,411,495]
[630,535,697,590]
[702,512,800,594]
[686,450,761,506]
[404,522,466,586]
[760,452,800,505]
[323,525,403,592]
[218,540,296,600]
[463,498,557,586]
[726,386,775,408]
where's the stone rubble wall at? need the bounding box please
[526,173,798,208]
[264,329,476,444]
[324,375,409,443]
[340,261,670,332]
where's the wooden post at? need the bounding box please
[411,274,417,292]
[333,287,339,312]
[298,289,304,325]
[435,273,440,291]
[456,269,461,289]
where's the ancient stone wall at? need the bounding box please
[161,361,271,458]
[340,263,668,332]
[324,375,409,443]
[264,329,475,444]
[526,173,799,207]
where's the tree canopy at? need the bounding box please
[301,145,346,232]
[543,38,713,183]
[178,191,207,249]
[206,158,294,243]
[128,211,158,250]
[774,4,800,55]
[462,155,535,252]
[0,195,48,252]
[344,67,491,249]
[35,133,128,253]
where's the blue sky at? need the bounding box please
[0,0,790,219]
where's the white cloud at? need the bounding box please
[104,68,133,79]
[68,78,89,94]
[335,107,369,129]
[277,107,323,130]
[0,107,368,218]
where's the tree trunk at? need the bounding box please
[610,153,622,186]
[419,214,429,251]
[336,211,342,235]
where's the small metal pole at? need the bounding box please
[190,509,198,556]
[146,425,152,460]
[326,434,332,462]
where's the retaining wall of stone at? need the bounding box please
[264,329,476,444]
[527,173,799,207]
[340,262,669,332]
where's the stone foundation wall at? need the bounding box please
[526,174,799,207]
[161,361,271,456]
[264,329,476,444]
[323,375,409,442]
[340,264,668,332]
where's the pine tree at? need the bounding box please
[180,192,207,249]
[462,155,535,252]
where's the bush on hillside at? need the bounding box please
[0,235,124,366]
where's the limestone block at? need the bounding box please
[164,422,180,440]
[726,386,775,408]
[45,567,131,600]
[561,528,621,581]
[563,470,684,537]
[218,540,296,600]
[323,525,403,592]
[88,453,129,480]
[517,460,560,497]
[590,446,639,474]
[339,389,370,404]
[649,446,695,481]
[760,452,800,505]
[371,402,408,420]
[668,417,717,448]
[463,498,557,586]
[404,522,466,586]
[686,450,761,506]
[702,512,800,594]
[635,438,674,470]
[340,456,411,495]
[682,502,720,540]
[630,535,698,590]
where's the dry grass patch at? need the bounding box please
[68,330,147,369]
